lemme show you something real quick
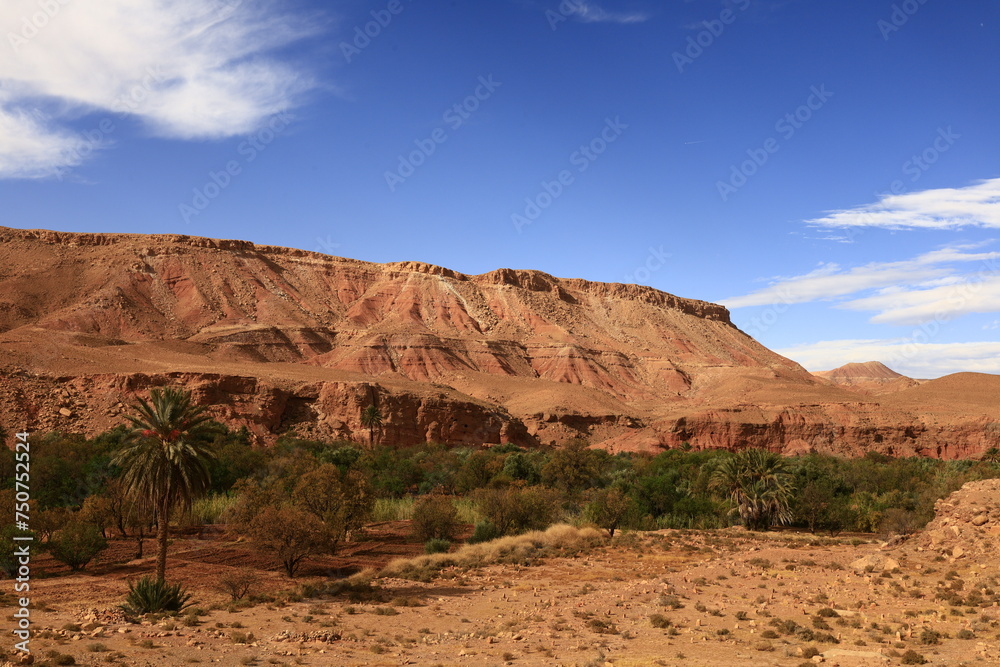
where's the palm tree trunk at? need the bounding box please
[155,498,170,582]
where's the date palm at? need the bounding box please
[113,388,219,581]
[711,448,794,531]
[360,404,383,447]
[981,447,1000,464]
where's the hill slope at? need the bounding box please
[0,226,996,458]
[814,361,921,394]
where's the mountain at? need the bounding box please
[1,226,997,459]
[815,361,907,383]
[814,361,922,394]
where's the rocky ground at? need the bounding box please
[5,514,1000,667]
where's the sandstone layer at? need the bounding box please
[0,226,996,456]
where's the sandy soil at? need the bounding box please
[7,523,999,667]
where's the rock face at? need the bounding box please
[0,226,997,455]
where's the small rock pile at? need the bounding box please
[79,607,130,625]
[271,629,341,644]
[904,478,1000,561]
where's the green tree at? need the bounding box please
[454,450,503,493]
[473,485,560,536]
[501,451,542,484]
[230,463,373,575]
[245,505,333,577]
[47,522,108,571]
[411,495,459,542]
[112,387,221,581]
[80,494,114,538]
[291,464,373,548]
[585,487,635,537]
[360,404,384,446]
[794,479,838,533]
[541,439,601,496]
[33,507,72,543]
[711,449,794,531]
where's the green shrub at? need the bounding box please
[411,496,459,542]
[901,649,927,665]
[467,521,501,544]
[472,486,560,536]
[47,522,107,571]
[424,538,451,554]
[122,576,192,615]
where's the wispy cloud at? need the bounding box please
[807,177,1000,230]
[0,0,322,179]
[564,1,650,24]
[843,273,1000,325]
[777,338,1000,378]
[0,101,93,179]
[721,245,1000,320]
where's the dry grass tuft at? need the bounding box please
[379,524,607,581]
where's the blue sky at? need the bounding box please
[1,0,998,377]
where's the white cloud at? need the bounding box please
[565,1,650,24]
[777,338,1000,379]
[807,178,1000,230]
[843,274,1000,325]
[721,245,1000,313]
[0,0,320,178]
[0,101,94,178]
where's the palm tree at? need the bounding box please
[113,387,220,581]
[981,447,1000,464]
[360,404,383,446]
[711,448,794,531]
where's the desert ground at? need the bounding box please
[8,482,1000,667]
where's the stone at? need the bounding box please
[850,555,899,573]
[972,514,988,526]
[58,407,72,417]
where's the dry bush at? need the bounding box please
[216,567,260,601]
[379,524,606,581]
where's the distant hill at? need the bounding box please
[815,361,912,383]
[813,361,921,394]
